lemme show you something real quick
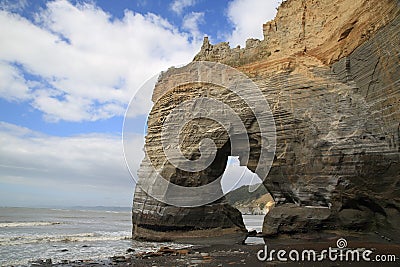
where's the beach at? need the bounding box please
[29,234,400,266]
[0,207,265,266]
[1,207,399,266]
[0,207,190,266]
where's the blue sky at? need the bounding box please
[0,0,279,207]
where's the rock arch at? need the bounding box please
[132,79,268,241]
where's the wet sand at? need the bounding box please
[31,232,400,266]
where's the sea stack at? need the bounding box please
[132,0,400,241]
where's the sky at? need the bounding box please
[0,0,279,207]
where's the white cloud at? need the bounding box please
[221,156,262,193]
[226,0,279,47]
[0,121,144,205]
[0,121,259,205]
[0,60,31,101]
[0,0,201,122]
[0,0,280,122]
[170,0,196,15]
[182,12,204,41]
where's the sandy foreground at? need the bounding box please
[30,232,399,267]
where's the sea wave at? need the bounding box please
[0,221,62,228]
[0,231,131,246]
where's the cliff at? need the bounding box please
[132,0,400,241]
[225,184,274,215]
[194,0,398,66]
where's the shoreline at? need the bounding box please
[27,232,400,267]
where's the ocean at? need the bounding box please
[0,207,264,266]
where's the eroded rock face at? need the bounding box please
[132,0,400,240]
[132,81,251,241]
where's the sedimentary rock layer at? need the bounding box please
[132,0,400,240]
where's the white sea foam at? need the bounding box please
[0,221,62,228]
[0,231,131,246]
[0,207,194,267]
